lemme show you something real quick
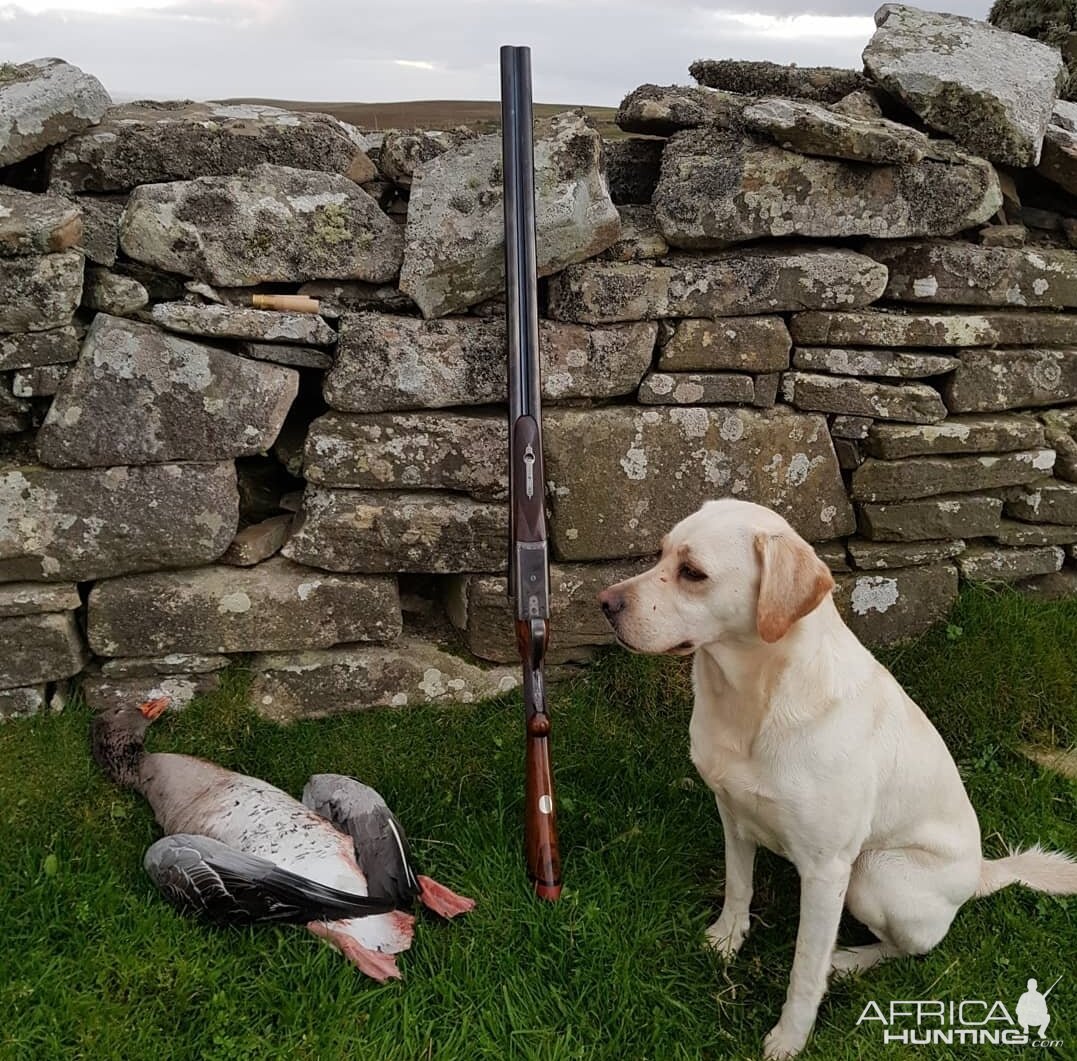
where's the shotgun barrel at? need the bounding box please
[500,44,562,901]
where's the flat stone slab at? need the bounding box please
[239,342,333,370]
[832,415,873,440]
[859,495,1003,541]
[0,187,82,257]
[88,555,400,656]
[325,314,656,411]
[0,57,110,167]
[120,164,402,286]
[781,372,946,423]
[866,241,1077,308]
[615,84,746,135]
[0,685,46,722]
[82,267,147,316]
[101,653,230,678]
[600,205,669,262]
[1007,481,1077,524]
[833,563,958,646]
[847,538,965,570]
[1041,407,1077,482]
[866,416,1045,458]
[547,249,887,324]
[249,638,519,722]
[792,347,957,378]
[690,59,868,103]
[862,4,1063,167]
[12,364,69,398]
[0,611,87,689]
[0,251,83,333]
[743,97,929,163]
[544,405,854,560]
[658,316,790,372]
[305,411,508,500]
[149,303,336,346]
[0,581,79,617]
[446,559,653,664]
[399,112,619,317]
[76,195,123,266]
[283,488,507,573]
[48,101,374,192]
[638,372,755,405]
[791,309,1077,348]
[1037,122,1077,196]
[851,449,1055,502]
[378,128,469,187]
[943,349,1077,412]
[219,515,292,566]
[957,544,1064,581]
[0,462,238,582]
[38,315,298,467]
[82,672,222,714]
[995,519,1077,546]
[0,327,79,372]
[655,131,999,248]
[816,541,851,572]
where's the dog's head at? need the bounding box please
[597,499,835,655]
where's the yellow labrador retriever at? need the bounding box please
[598,498,1077,1059]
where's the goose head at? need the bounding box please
[91,696,170,788]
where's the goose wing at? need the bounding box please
[302,774,421,906]
[143,833,398,924]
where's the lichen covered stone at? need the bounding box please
[0,462,238,582]
[38,315,298,467]
[87,555,401,656]
[862,4,1063,166]
[399,112,620,317]
[544,405,854,560]
[654,129,1000,248]
[120,164,402,286]
[49,101,374,192]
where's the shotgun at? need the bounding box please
[500,44,562,901]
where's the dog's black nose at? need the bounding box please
[598,589,625,617]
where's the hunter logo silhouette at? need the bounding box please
[1016,976,1060,1038]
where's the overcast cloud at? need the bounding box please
[1,0,991,106]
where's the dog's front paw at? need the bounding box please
[762,1022,809,1060]
[704,910,750,959]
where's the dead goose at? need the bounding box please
[91,696,475,980]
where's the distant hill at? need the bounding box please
[219,98,622,137]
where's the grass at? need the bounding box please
[1,586,1076,1061]
[222,99,624,138]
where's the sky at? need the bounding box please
[0,0,992,106]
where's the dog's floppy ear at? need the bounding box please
[753,531,835,643]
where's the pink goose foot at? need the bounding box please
[307,921,402,981]
[416,874,476,918]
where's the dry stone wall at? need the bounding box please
[4,4,1077,721]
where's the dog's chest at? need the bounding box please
[689,712,793,856]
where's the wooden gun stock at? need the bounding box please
[520,619,561,900]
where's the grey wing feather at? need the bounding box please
[143,834,397,924]
[302,774,422,906]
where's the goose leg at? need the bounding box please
[307,920,403,981]
[416,874,476,918]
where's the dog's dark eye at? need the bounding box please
[679,563,707,582]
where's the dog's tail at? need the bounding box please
[976,845,1077,898]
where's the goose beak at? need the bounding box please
[138,696,171,720]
